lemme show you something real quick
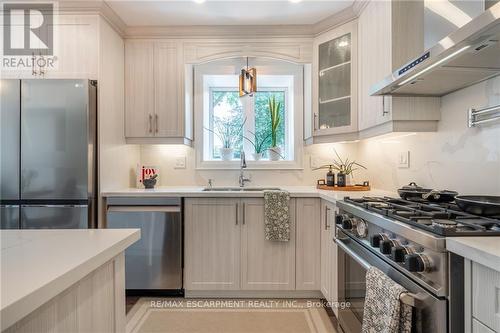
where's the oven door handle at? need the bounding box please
[336,238,424,308]
[337,238,372,270]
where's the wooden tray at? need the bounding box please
[317,185,371,191]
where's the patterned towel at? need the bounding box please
[263,190,291,241]
[362,267,412,333]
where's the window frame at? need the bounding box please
[194,58,304,170]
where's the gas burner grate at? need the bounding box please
[343,196,500,236]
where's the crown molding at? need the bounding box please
[56,0,367,40]
[124,24,315,39]
[56,0,126,36]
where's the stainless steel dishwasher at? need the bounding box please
[106,197,182,295]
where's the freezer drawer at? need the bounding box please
[21,205,88,229]
[1,205,20,229]
[107,206,182,290]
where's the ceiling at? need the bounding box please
[105,0,354,26]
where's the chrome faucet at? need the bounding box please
[239,151,251,187]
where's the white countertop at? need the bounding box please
[447,237,500,272]
[0,229,140,331]
[101,186,396,203]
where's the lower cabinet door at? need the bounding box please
[240,198,296,290]
[184,198,241,290]
[320,201,331,300]
[296,198,321,290]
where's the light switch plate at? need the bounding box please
[174,156,186,169]
[398,151,410,169]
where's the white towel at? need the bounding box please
[362,267,412,333]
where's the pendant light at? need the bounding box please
[239,57,257,97]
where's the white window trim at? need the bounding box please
[194,58,304,170]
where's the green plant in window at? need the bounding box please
[204,117,246,149]
[268,95,282,148]
[244,130,271,154]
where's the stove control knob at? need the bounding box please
[391,246,408,262]
[404,253,430,272]
[380,240,394,255]
[370,234,387,248]
[341,217,353,230]
[335,214,345,226]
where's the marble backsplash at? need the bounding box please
[138,77,500,195]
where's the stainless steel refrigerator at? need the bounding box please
[1,79,97,229]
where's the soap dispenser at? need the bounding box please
[326,165,335,187]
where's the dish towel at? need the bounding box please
[263,190,291,241]
[362,267,413,333]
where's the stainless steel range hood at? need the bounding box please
[371,2,500,97]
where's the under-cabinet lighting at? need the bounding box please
[397,45,470,87]
[193,0,206,4]
[289,0,302,3]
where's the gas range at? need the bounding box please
[343,196,500,236]
[334,196,497,333]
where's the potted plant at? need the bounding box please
[315,149,367,187]
[204,117,245,161]
[267,96,283,161]
[244,130,271,161]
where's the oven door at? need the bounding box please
[336,228,448,333]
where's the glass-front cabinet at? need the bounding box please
[312,21,358,137]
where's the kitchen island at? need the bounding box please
[0,229,140,332]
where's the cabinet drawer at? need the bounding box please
[473,262,500,332]
[473,318,496,333]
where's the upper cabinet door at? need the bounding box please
[358,0,392,131]
[313,21,358,136]
[154,42,183,137]
[125,41,155,138]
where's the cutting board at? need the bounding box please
[316,185,371,191]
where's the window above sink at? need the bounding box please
[194,58,304,170]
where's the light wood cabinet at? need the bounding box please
[1,15,98,79]
[472,262,500,332]
[320,200,339,315]
[125,40,191,144]
[312,21,358,137]
[240,198,296,290]
[357,0,441,136]
[125,41,155,138]
[296,198,321,290]
[185,197,321,293]
[184,198,241,291]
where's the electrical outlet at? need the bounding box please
[174,156,186,169]
[398,151,410,169]
[310,156,321,169]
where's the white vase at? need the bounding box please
[219,148,234,161]
[268,147,282,161]
[252,152,262,161]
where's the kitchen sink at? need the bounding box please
[202,187,281,192]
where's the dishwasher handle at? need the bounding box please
[107,206,181,213]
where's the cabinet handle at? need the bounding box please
[155,114,159,133]
[325,206,330,230]
[32,53,36,76]
[148,114,153,133]
[382,96,390,116]
[242,202,246,225]
[235,203,239,225]
[314,114,318,130]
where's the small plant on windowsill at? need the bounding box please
[244,131,271,161]
[204,117,246,161]
[268,96,283,161]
